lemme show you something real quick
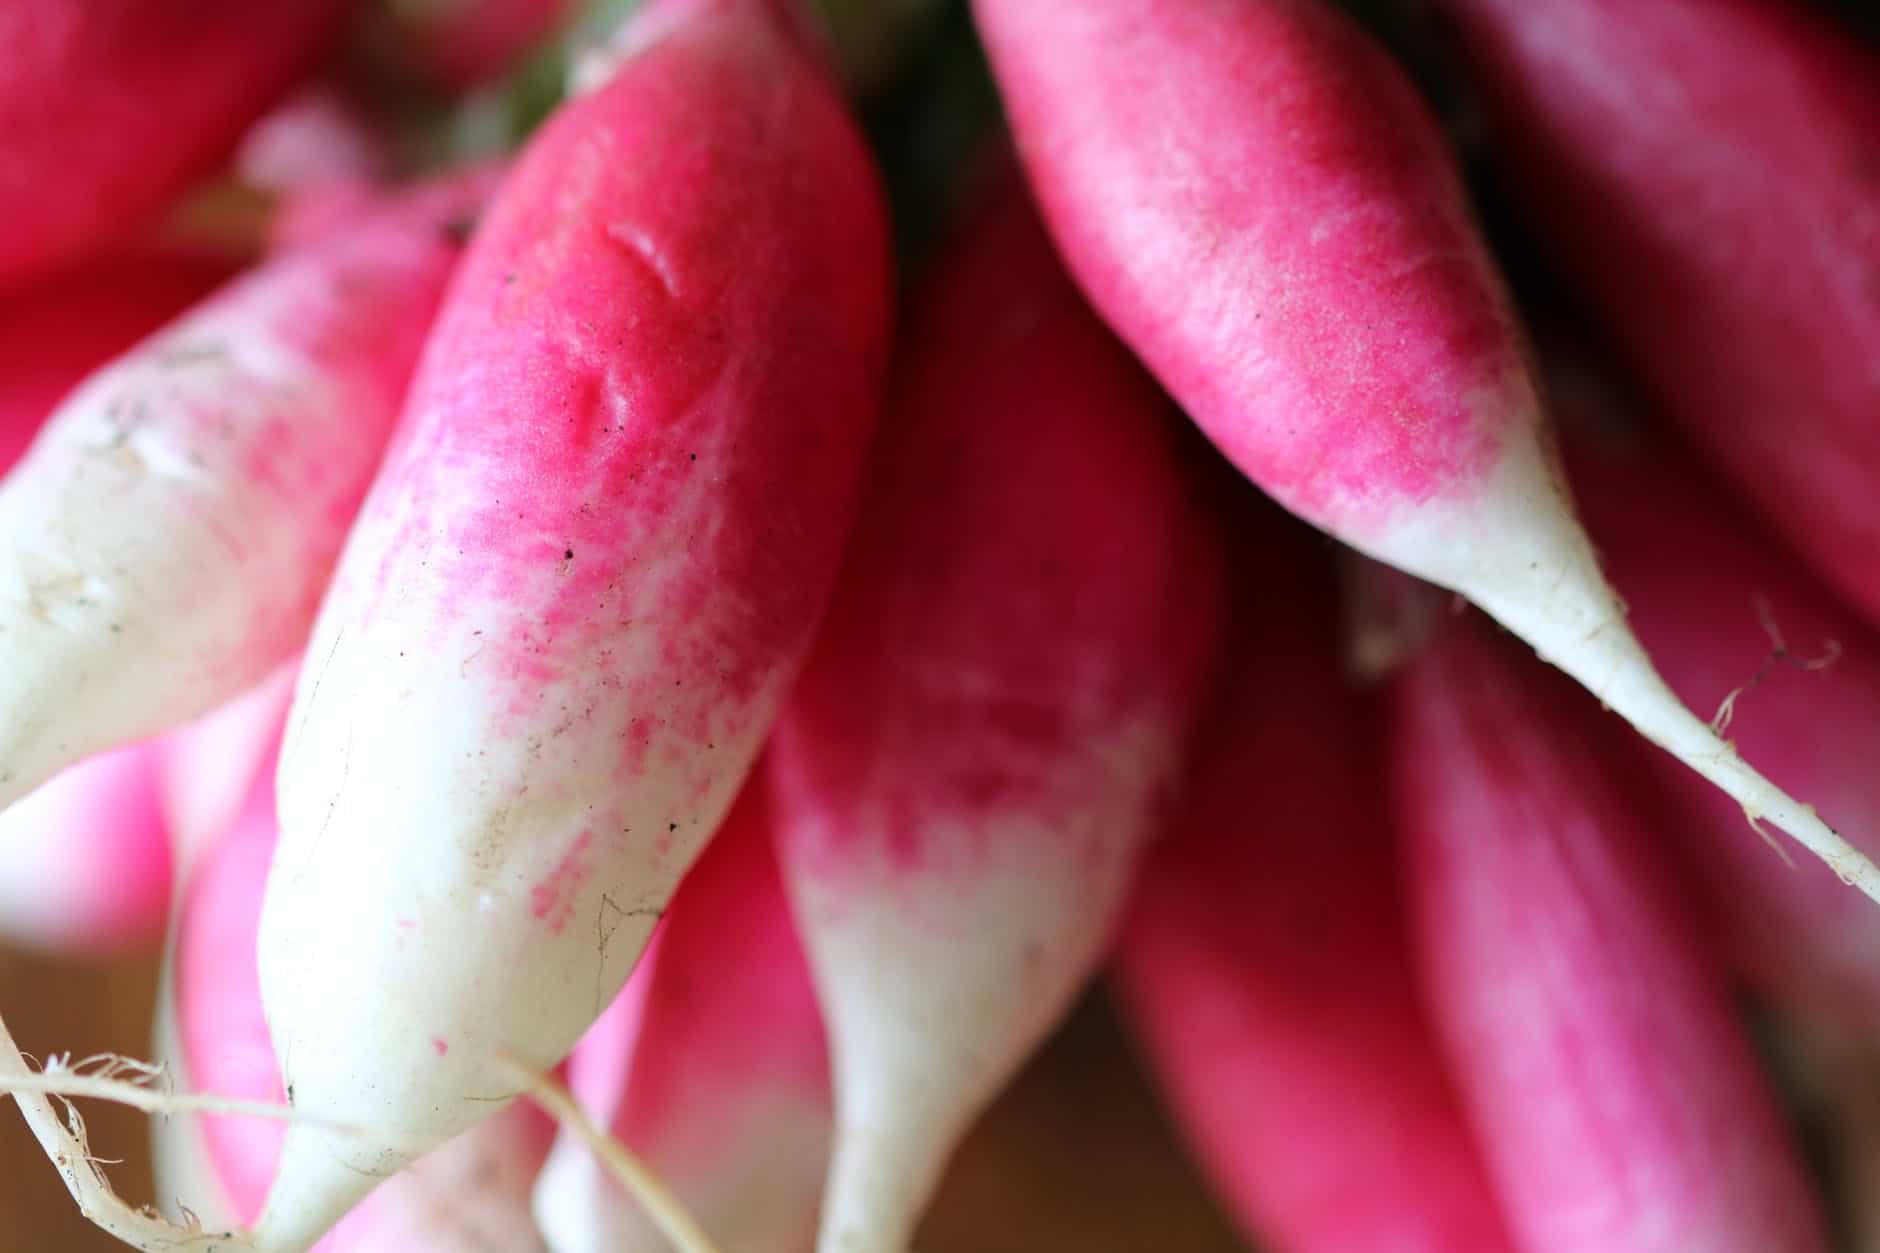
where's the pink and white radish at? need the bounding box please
[0,0,353,281]
[251,1,890,1245]
[766,178,1222,1253]
[0,178,481,813]
[1394,609,1829,1253]
[533,777,829,1253]
[1115,511,1514,1253]
[1424,0,1880,625]
[0,744,171,953]
[1554,364,1880,1035]
[969,0,1880,901]
[155,664,300,878]
[154,743,557,1252]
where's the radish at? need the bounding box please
[969,0,1880,902]
[251,0,890,1244]
[1553,361,1880,1035]
[0,254,232,470]
[0,0,352,281]
[1394,608,1829,1253]
[0,744,170,953]
[1115,510,1514,1253]
[154,742,558,1252]
[1422,0,1880,625]
[766,177,1222,1253]
[156,664,301,877]
[0,175,484,814]
[533,777,828,1253]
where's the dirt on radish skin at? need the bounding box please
[1424,0,1880,626]
[766,174,1223,1253]
[1393,610,1830,1253]
[0,0,352,281]
[0,175,486,816]
[252,0,891,1245]
[1115,511,1515,1253]
[1556,375,1880,1035]
[970,0,1880,904]
[533,777,828,1253]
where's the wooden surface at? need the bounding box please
[0,948,1249,1253]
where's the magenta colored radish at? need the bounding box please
[1557,374,1880,1035]
[0,744,171,953]
[1394,612,1828,1253]
[0,254,231,469]
[0,0,352,280]
[534,779,828,1252]
[767,176,1222,1253]
[1116,512,1513,1253]
[1425,0,1880,624]
[253,1,890,1244]
[971,0,1880,901]
[0,175,482,812]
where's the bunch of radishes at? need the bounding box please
[1,0,1877,1249]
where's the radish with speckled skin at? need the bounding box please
[767,179,1221,1253]
[250,1,890,1245]
[0,0,352,281]
[1425,0,1880,626]
[1554,365,1880,1035]
[1115,512,1514,1253]
[153,750,557,1251]
[0,178,483,814]
[970,0,1880,904]
[533,778,828,1253]
[1394,611,1829,1253]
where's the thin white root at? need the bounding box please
[0,1010,241,1251]
[496,1053,724,1253]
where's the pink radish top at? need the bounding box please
[1394,614,1828,1253]
[775,178,1221,880]
[0,744,172,953]
[1558,378,1880,1034]
[0,0,352,280]
[1426,0,1880,622]
[1117,509,1514,1253]
[972,0,1530,537]
[0,254,231,470]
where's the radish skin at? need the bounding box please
[156,664,300,878]
[970,0,1880,903]
[0,180,481,813]
[253,1,890,1245]
[155,751,557,1252]
[1424,0,1880,624]
[0,0,352,280]
[1557,375,1880,1034]
[767,180,1222,1253]
[0,744,171,953]
[533,779,828,1253]
[1115,514,1514,1253]
[1394,611,1829,1253]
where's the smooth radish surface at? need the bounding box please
[154,752,557,1252]
[1424,0,1880,623]
[0,0,352,280]
[0,744,170,953]
[1115,511,1514,1253]
[1394,610,1828,1253]
[533,779,829,1253]
[253,1,891,1245]
[156,663,300,878]
[0,254,233,471]
[767,178,1222,1253]
[0,178,480,814]
[970,0,1880,904]
[1556,368,1880,1034]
